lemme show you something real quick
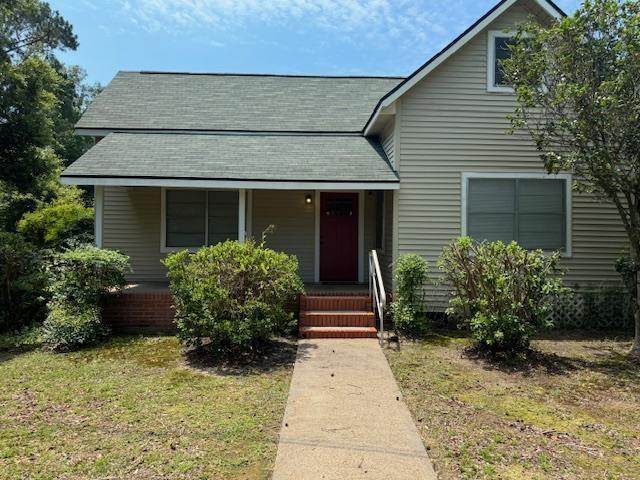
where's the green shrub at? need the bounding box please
[49,245,130,306]
[0,232,48,332]
[390,254,430,338]
[42,246,129,351]
[42,301,107,351]
[163,239,304,353]
[438,237,566,356]
[18,186,94,248]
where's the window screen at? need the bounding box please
[208,191,239,245]
[467,178,566,251]
[166,190,206,247]
[494,36,513,87]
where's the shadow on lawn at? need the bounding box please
[0,342,41,364]
[185,337,314,376]
[419,326,639,382]
[463,339,640,383]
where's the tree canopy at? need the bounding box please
[504,0,640,354]
[0,0,96,231]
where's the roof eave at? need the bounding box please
[60,175,400,191]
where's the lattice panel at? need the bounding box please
[549,289,633,329]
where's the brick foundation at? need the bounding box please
[101,291,176,333]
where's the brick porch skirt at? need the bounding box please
[101,290,176,333]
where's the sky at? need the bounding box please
[49,0,582,86]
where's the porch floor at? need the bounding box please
[304,283,369,296]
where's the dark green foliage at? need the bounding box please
[0,1,97,232]
[503,0,640,353]
[390,254,430,338]
[41,301,107,351]
[163,240,304,353]
[0,231,48,331]
[43,246,129,350]
[0,0,77,62]
[439,237,567,356]
[17,186,94,248]
[49,245,129,306]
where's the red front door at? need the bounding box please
[320,192,358,282]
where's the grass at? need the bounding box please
[386,330,640,480]
[0,335,296,480]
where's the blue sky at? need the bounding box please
[50,0,582,86]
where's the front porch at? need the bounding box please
[101,282,380,338]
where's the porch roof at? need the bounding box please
[61,132,400,190]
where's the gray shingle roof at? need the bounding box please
[62,133,399,183]
[76,72,404,133]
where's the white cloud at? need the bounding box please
[116,0,462,50]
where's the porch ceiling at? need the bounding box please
[61,132,399,189]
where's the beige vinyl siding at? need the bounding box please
[378,190,395,291]
[380,118,395,168]
[251,190,316,282]
[364,191,376,278]
[103,186,167,282]
[378,120,397,291]
[395,3,628,308]
[102,187,380,286]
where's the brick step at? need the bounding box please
[300,310,375,328]
[299,326,378,339]
[300,295,372,312]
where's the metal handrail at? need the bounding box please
[368,250,387,346]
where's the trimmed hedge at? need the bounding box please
[164,239,304,353]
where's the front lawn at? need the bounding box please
[0,336,295,479]
[386,331,640,480]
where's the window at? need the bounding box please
[487,31,516,92]
[374,191,385,250]
[163,189,239,250]
[463,174,571,254]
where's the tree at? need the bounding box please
[504,0,640,354]
[0,0,77,62]
[0,1,95,231]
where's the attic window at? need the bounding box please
[487,31,516,92]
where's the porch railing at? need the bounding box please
[368,250,387,346]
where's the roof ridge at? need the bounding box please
[126,70,406,80]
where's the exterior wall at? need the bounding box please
[363,191,376,277]
[103,186,167,282]
[251,190,316,282]
[394,3,628,308]
[102,187,386,286]
[378,190,394,291]
[251,189,377,283]
[380,118,395,168]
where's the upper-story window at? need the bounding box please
[487,31,516,92]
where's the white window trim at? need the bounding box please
[487,30,516,93]
[461,172,572,257]
[160,187,244,253]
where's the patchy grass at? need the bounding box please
[386,330,640,480]
[0,335,295,479]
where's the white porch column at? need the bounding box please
[238,189,246,242]
[246,189,253,239]
[94,185,104,248]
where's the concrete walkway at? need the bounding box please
[272,339,437,480]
